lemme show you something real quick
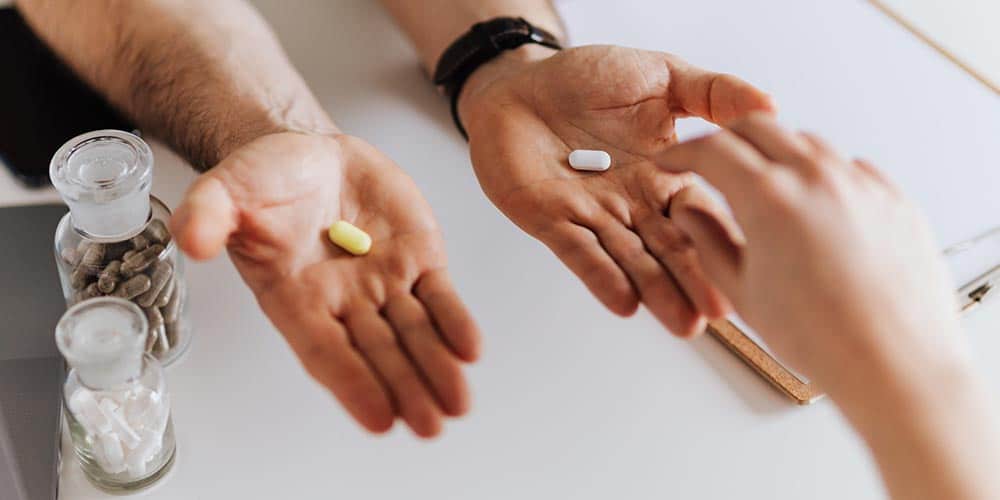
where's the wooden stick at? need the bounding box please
[868,0,1000,96]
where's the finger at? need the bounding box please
[259,292,395,434]
[634,212,731,319]
[414,270,482,362]
[383,294,470,417]
[169,175,238,260]
[652,131,770,212]
[592,217,705,337]
[799,132,842,159]
[670,185,745,246]
[667,59,776,124]
[347,309,445,438]
[726,113,818,168]
[536,222,639,316]
[853,158,899,193]
[670,187,744,296]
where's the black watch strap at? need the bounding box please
[432,17,562,139]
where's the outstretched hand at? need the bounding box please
[657,114,966,396]
[459,45,775,336]
[171,132,481,438]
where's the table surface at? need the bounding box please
[0,1,997,499]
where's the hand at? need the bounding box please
[170,132,481,438]
[458,45,775,336]
[656,114,969,401]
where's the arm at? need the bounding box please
[658,114,1000,500]
[379,0,564,73]
[381,0,775,337]
[16,0,334,170]
[18,0,480,438]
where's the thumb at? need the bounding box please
[670,185,744,299]
[668,59,777,125]
[169,175,238,261]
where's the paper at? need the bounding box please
[875,0,1000,93]
[557,0,1000,380]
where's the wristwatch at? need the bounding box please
[433,17,563,139]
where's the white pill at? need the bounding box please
[125,429,162,476]
[69,390,111,434]
[126,453,147,477]
[98,432,126,473]
[102,401,141,450]
[568,149,611,171]
[124,391,148,429]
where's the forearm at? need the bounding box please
[16,0,335,170]
[378,0,565,73]
[836,335,1000,500]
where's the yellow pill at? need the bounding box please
[327,220,372,256]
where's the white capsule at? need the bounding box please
[98,431,126,473]
[568,149,612,171]
[125,429,162,476]
[69,389,111,434]
[100,398,140,450]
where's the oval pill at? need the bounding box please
[568,149,611,171]
[328,220,372,256]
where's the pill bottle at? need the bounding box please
[57,297,177,492]
[51,130,190,366]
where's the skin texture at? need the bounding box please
[18,0,479,437]
[458,45,775,336]
[382,0,775,335]
[171,133,480,438]
[659,114,1000,500]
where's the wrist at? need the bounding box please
[193,96,338,171]
[830,325,977,434]
[455,44,558,134]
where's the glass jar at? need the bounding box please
[56,298,176,492]
[51,130,191,366]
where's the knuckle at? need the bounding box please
[614,235,649,265]
[598,193,633,224]
[560,194,600,223]
[660,224,695,256]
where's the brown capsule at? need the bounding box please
[144,220,171,245]
[136,262,172,307]
[101,241,130,263]
[69,267,92,290]
[144,305,164,331]
[154,276,175,308]
[145,325,158,353]
[111,274,151,299]
[162,280,183,323]
[97,260,122,294]
[79,282,102,302]
[152,325,169,355]
[121,244,164,277]
[164,321,180,348]
[79,243,105,273]
[60,247,79,266]
[130,233,150,251]
[123,249,137,262]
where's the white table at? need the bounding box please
[0,1,996,499]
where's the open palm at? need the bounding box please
[461,45,775,336]
[171,132,480,437]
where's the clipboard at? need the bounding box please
[556,0,1000,404]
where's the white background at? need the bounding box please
[0,1,997,499]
